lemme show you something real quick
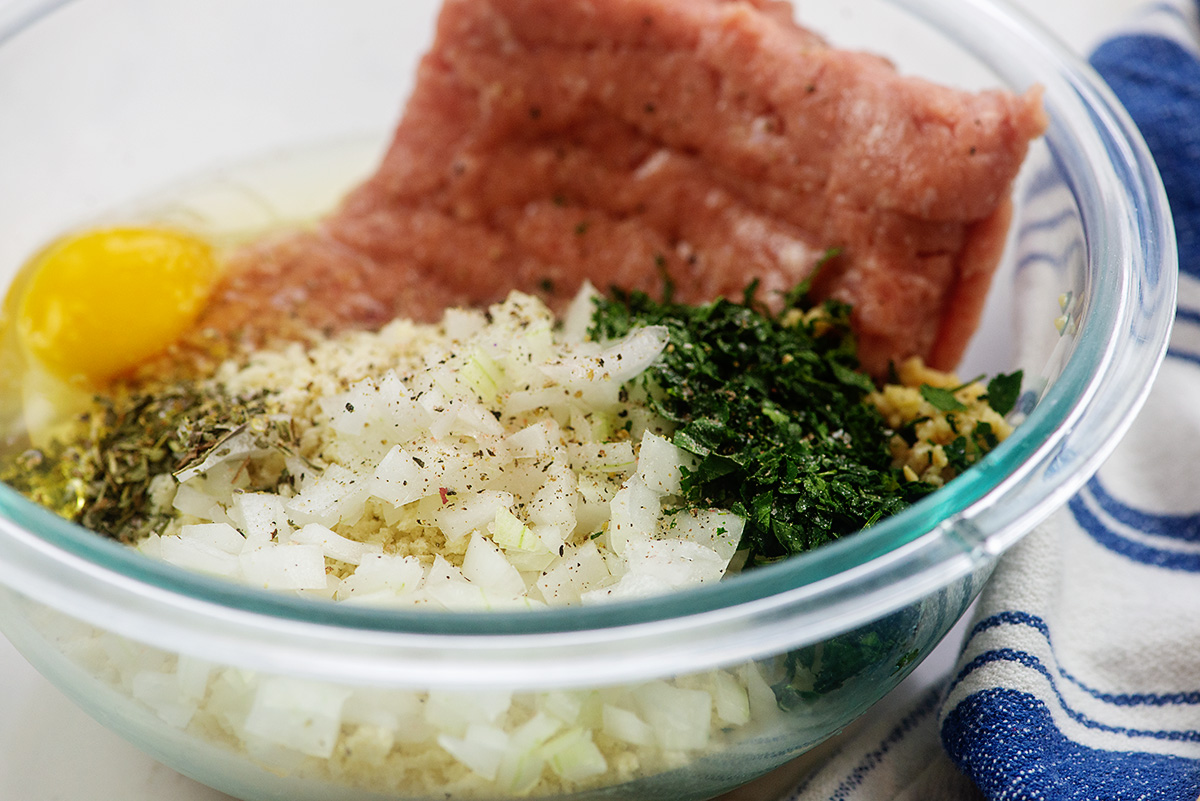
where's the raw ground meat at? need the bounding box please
[190,0,1045,377]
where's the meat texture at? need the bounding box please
[196,0,1046,376]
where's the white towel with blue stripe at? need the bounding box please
[784,2,1200,799]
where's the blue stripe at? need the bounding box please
[967,611,1200,707]
[823,686,942,800]
[1015,239,1084,277]
[1147,1,1191,22]
[1175,307,1200,325]
[970,609,1051,640]
[1069,492,1200,571]
[1015,249,1064,273]
[1018,206,1079,236]
[949,648,1200,742]
[943,688,1200,801]
[1022,162,1070,199]
[1092,35,1200,279]
[1085,476,1200,542]
[1167,346,1200,367]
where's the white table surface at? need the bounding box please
[0,1,1146,799]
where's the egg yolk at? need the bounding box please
[16,227,219,384]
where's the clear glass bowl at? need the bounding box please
[0,1,1175,799]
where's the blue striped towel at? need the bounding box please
[784,3,1200,799]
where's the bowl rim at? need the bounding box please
[0,0,1177,685]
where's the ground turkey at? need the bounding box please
[191,0,1046,378]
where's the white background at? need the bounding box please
[0,0,1147,799]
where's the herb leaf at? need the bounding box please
[919,384,967,412]
[590,285,934,561]
[985,370,1024,416]
[780,247,841,310]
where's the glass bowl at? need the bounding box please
[0,0,1175,799]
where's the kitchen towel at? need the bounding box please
[785,2,1200,799]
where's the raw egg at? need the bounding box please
[15,226,219,385]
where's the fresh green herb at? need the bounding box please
[922,370,1023,417]
[943,420,1001,474]
[943,434,972,473]
[654,254,673,303]
[893,416,927,447]
[590,284,936,562]
[780,247,841,310]
[919,384,968,413]
[772,606,919,706]
[893,648,921,674]
[985,370,1024,416]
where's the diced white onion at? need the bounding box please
[239,544,328,590]
[633,681,713,751]
[290,523,382,565]
[636,431,697,495]
[160,535,239,577]
[461,532,527,600]
[541,727,608,781]
[602,704,654,746]
[437,491,514,543]
[179,522,245,554]
[437,724,510,780]
[242,677,352,759]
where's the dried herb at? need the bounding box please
[1,381,295,542]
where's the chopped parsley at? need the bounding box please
[773,606,920,704]
[985,371,1023,417]
[590,283,938,563]
[919,383,968,413]
[591,281,1021,563]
